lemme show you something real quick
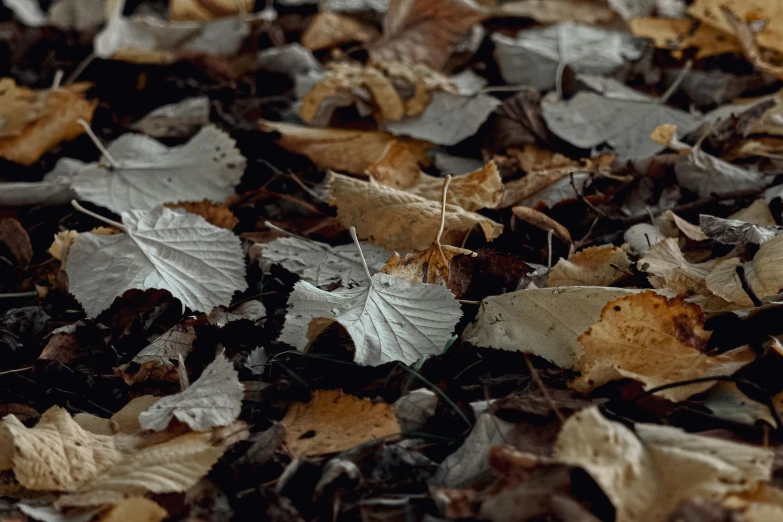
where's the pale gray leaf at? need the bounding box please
[519,172,589,208]
[261,236,391,288]
[463,287,643,368]
[2,0,48,26]
[699,214,783,246]
[0,182,76,207]
[208,300,266,325]
[279,273,462,366]
[131,97,210,138]
[542,80,701,159]
[450,70,487,96]
[49,0,105,32]
[393,389,438,432]
[257,43,325,98]
[675,149,769,198]
[624,223,665,254]
[66,205,247,317]
[607,0,654,19]
[71,125,245,213]
[433,153,484,176]
[492,23,641,90]
[139,354,243,431]
[185,17,250,56]
[384,91,501,146]
[121,322,197,375]
[244,347,268,375]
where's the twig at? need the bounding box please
[77,120,120,169]
[523,354,566,424]
[0,291,38,299]
[0,366,34,376]
[736,265,763,307]
[570,173,606,217]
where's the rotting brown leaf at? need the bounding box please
[548,245,630,288]
[301,11,378,51]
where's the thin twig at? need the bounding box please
[736,265,763,307]
[570,173,606,217]
[0,366,34,376]
[524,354,566,424]
[0,291,38,299]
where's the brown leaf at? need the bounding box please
[572,292,755,401]
[39,332,88,365]
[688,0,783,55]
[169,0,253,21]
[706,238,783,306]
[281,390,400,457]
[96,496,167,522]
[548,245,630,287]
[492,0,616,24]
[512,206,573,246]
[302,11,378,51]
[74,396,160,436]
[369,0,486,70]
[448,248,532,300]
[165,200,239,230]
[383,244,475,286]
[0,82,97,166]
[485,90,549,154]
[628,18,742,59]
[0,78,43,138]
[0,218,32,267]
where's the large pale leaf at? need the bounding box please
[542,76,701,158]
[66,205,247,317]
[71,126,245,213]
[280,272,462,366]
[463,287,642,368]
[706,237,783,306]
[261,236,391,288]
[139,355,243,432]
[675,149,769,198]
[492,23,641,90]
[700,214,783,246]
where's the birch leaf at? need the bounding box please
[66,205,247,318]
[139,355,243,432]
[280,271,462,366]
[706,238,783,306]
[492,23,641,91]
[463,287,643,368]
[548,246,631,288]
[71,126,245,213]
[261,236,391,288]
[542,77,701,159]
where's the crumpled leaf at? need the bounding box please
[393,389,438,432]
[463,287,643,369]
[257,43,324,98]
[688,0,783,55]
[244,347,268,375]
[301,10,378,51]
[542,76,701,159]
[169,0,253,21]
[280,270,462,366]
[261,235,391,288]
[548,246,630,288]
[368,0,485,71]
[71,125,245,213]
[382,243,474,287]
[74,396,160,436]
[3,406,139,491]
[330,172,502,252]
[384,91,501,146]
[572,292,754,401]
[131,97,210,138]
[55,432,224,507]
[139,355,243,432]
[66,205,247,318]
[700,214,783,246]
[628,17,742,59]
[675,148,769,198]
[492,23,641,91]
[706,238,783,306]
[555,407,774,522]
[281,389,400,457]
[261,120,431,182]
[0,81,97,166]
[115,321,197,385]
[639,238,715,294]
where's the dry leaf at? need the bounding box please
[49,230,77,262]
[0,78,43,138]
[169,0,253,21]
[369,0,485,70]
[74,396,160,436]
[548,246,630,288]
[511,206,572,246]
[139,355,243,432]
[56,432,224,507]
[281,390,400,457]
[572,292,754,401]
[116,322,196,385]
[260,120,431,181]
[0,82,97,166]
[165,200,239,230]
[699,214,783,246]
[0,218,32,266]
[492,0,616,25]
[628,17,742,59]
[3,406,139,491]
[97,496,167,522]
[688,0,783,55]
[667,211,708,240]
[301,11,377,51]
[706,238,783,306]
[731,199,776,225]
[639,237,715,292]
[330,172,502,252]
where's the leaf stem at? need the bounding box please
[435,175,452,248]
[70,200,127,232]
[77,120,120,169]
[660,60,692,104]
[349,226,373,284]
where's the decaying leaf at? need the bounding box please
[548,246,631,288]
[393,389,438,432]
[131,96,210,138]
[74,396,160,436]
[281,390,400,457]
[491,0,616,25]
[699,214,783,246]
[639,238,715,294]
[555,407,774,522]
[115,322,197,385]
[703,382,776,426]
[368,0,486,71]
[688,0,783,55]
[706,238,783,306]
[301,11,378,51]
[139,355,243,432]
[572,292,754,401]
[165,200,239,230]
[675,148,769,198]
[0,81,97,166]
[72,126,245,213]
[464,287,643,368]
[512,206,573,246]
[628,17,742,58]
[97,496,167,522]
[66,205,247,318]
[329,172,502,252]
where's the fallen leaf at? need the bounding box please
[688,0,783,55]
[49,230,78,262]
[667,211,707,240]
[330,172,502,252]
[572,292,754,401]
[71,126,245,213]
[703,382,775,426]
[492,23,641,91]
[464,287,643,368]
[3,406,139,491]
[485,89,550,153]
[548,245,631,288]
[139,354,243,432]
[675,148,769,198]
[0,82,97,166]
[281,390,400,457]
[169,0,253,21]
[706,238,783,306]
[301,11,377,51]
[131,96,210,138]
[74,396,160,436]
[165,200,239,230]
[208,300,266,325]
[260,120,431,181]
[393,389,438,432]
[699,214,783,245]
[244,347,268,375]
[511,206,573,245]
[491,0,616,25]
[2,0,48,26]
[448,248,533,300]
[66,205,247,318]
[542,76,701,159]
[368,0,485,71]
[731,199,776,225]
[628,17,742,58]
[97,496,167,522]
[56,432,224,507]
[639,237,715,294]
[115,322,197,385]
[49,0,106,31]
[257,43,325,98]
[555,407,774,522]
[0,219,32,267]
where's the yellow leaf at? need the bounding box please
[629,17,742,58]
[169,0,253,21]
[301,11,378,51]
[281,390,400,457]
[548,245,630,287]
[0,78,44,138]
[688,0,783,55]
[97,496,167,522]
[74,396,160,436]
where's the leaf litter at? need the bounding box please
[5,0,783,520]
